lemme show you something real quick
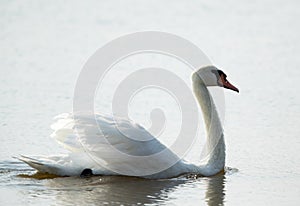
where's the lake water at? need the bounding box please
[1,0,300,205]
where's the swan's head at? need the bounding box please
[192,65,239,92]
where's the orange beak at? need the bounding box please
[223,80,239,93]
[218,74,239,93]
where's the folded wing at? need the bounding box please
[50,113,182,177]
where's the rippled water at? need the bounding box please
[0,161,232,205]
[1,0,300,205]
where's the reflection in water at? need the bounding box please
[205,174,226,206]
[47,176,185,205]
[44,174,226,205]
[0,161,228,205]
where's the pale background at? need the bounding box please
[0,0,299,205]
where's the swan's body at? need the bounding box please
[18,66,238,179]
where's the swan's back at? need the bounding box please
[48,113,188,178]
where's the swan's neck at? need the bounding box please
[193,77,225,175]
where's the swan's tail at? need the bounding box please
[15,153,107,176]
[15,155,64,175]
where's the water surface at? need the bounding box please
[1,0,300,205]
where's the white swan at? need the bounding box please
[17,66,239,179]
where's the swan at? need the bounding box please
[17,65,239,179]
